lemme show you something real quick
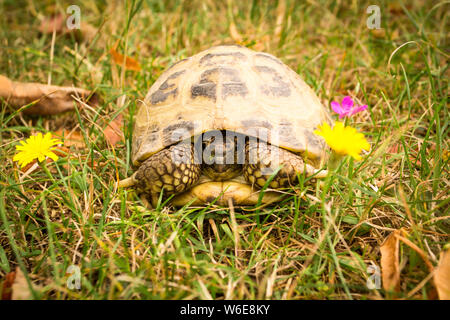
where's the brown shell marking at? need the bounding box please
[191,67,249,101]
[150,70,186,105]
[253,65,291,97]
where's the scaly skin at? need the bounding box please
[243,141,320,189]
[122,137,325,206]
[134,143,201,196]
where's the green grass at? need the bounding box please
[0,0,448,299]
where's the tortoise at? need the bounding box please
[119,45,332,207]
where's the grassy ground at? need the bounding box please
[0,0,448,300]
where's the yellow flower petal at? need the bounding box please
[314,121,370,161]
[13,132,62,168]
[47,151,59,162]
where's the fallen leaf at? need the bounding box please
[110,40,141,71]
[0,75,98,115]
[103,113,124,146]
[53,129,86,149]
[39,14,98,43]
[434,249,450,300]
[1,270,16,300]
[11,267,33,300]
[39,14,65,34]
[380,229,405,292]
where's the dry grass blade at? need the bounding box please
[157,231,178,257]
[266,255,281,299]
[396,235,434,273]
[197,278,213,300]
[274,0,286,39]
[228,198,242,268]
[229,22,243,44]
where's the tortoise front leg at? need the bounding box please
[129,143,201,206]
[243,141,326,189]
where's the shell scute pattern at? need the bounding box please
[190,68,218,102]
[190,66,250,102]
[132,45,331,166]
[253,65,291,97]
[150,70,186,105]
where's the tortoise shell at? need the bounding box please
[132,45,331,166]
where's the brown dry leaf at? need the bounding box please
[11,267,33,300]
[380,229,406,292]
[1,270,16,300]
[0,75,97,115]
[39,14,65,34]
[53,129,86,149]
[39,14,98,43]
[434,249,450,300]
[110,40,141,71]
[229,22,243,44]
[103,113,124,146]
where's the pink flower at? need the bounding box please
[331,96,367,119]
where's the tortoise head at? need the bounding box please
[201,130,242,181]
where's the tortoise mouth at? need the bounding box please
[169,180,284,206]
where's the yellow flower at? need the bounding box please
[314,122,370,161]
[13,132,62,168]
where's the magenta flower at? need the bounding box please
[331,96,367,119]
